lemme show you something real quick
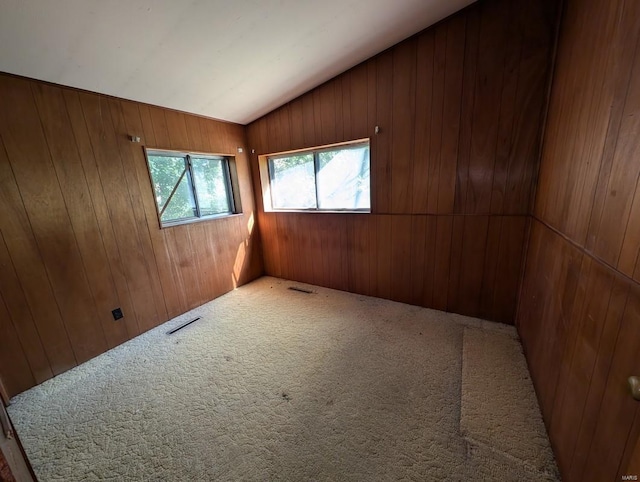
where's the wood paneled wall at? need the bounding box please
[0,74,262,398]
[517,0,640,479]
[247,0,559,323]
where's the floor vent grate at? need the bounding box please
[167,317,201,335]
[288,286,314,294]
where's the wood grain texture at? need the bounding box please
[251,212,527,324]
[246,0,557,324]
[517,0,640,480]
[0,74,262,398]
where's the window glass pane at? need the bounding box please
[191,157,231,215]
[161,174,197,222]
[147,155,197,223]
[317,146,370,210]
[269,154,317,209]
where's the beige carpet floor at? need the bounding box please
[8,277,559,481]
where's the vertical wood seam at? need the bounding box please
[0,130,79,366]
[30,82,110,352]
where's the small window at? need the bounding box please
[146,150,240,227]
[261,140,370,212]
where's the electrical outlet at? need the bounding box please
[112,308,123,321]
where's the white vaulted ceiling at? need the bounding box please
[0,0,475,124]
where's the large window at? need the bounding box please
[262,140,370,211]
[146,150,240,227]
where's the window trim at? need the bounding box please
[258,138,371,213]
[144,148,241,228]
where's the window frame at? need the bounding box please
[145,148,241,228]
[259,138,371,213]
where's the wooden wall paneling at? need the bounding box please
[411,30,434,214]
[374,51,393,214]
[0,230,52,384]
[549,260,613,475]
[259,211,276,277]
[422,216,439,308]
[289,99,305,150]
[390,39,417,214]
[367,215,379,298]
[517,222,584,422]
[283,215,297,281]
[538,238,586,422]
[32,83,128,349]
[266,106,282,154]
[246,0,557,323]
[340,70,353,142]
[333,78,344,143]
[618,411,640,481]
[203,116,227,154]
[277,105,292,153]
[520,224,558,411]
[197,117,214,153]
[284,214,301,283]
[491,216,527,323]
[0,373,9,405]
[211,218,236,294]
[266,212,283,278]
[517,220,548,355]
[349,214,371,296]
[530,0,584,227]
[147,107,171,148]
[63,90,142,345]
[0,138,76,381]
[553,0,624,240]
[319,83,336,145]
[302,94,316,149]
[288,214,305,285]
[223,216,244,290]
[582,283,640,481]
[534,0,623,231]
[331,215,350,292]
[390,215,413,304]
[432,216,453,311]
[123,102,182,319]
[110,99,168,328]
[455,216,490,316]
[446,216,466,313]
[408,215,428,306]
[302,214,317,285]
[569,274,629,480]
[366,60,377,160]
[184,114,207,152]
[206,222,230,298]
[505,0,559,216]
[453,5,480,213]
[489,0,520,215]
[426,24,446,214]
[375,215,393,299]
[350,63,369,140]
[437,14,465,215]
[164,111,191,151]
[585,0,640,252]
[0,289,34,397]
[80,92,160,337]
[595,41,640,270]
[185,223,214,301]
[464,0,508,214]
[307,215,324,287]
[319,216,334,288]
[346,215,358,293]
[0,77,107,365]
[478,216,502,319]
